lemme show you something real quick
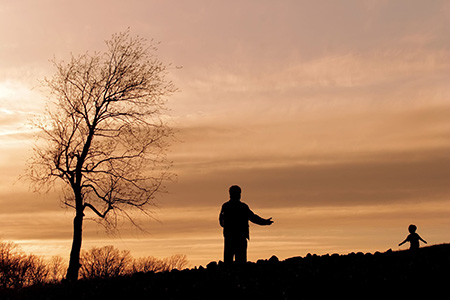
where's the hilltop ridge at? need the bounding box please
[6,243,450,300]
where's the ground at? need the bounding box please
[4,244,450,299]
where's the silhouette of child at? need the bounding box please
[398,224,427,250]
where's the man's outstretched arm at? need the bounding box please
[249,212,273,226]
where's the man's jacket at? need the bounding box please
[219,200,269,240]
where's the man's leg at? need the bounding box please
[223,236,235,263]
[235,237,247,263]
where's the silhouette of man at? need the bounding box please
[219,185,273,263]
[399,224,427,250]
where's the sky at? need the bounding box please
[1,0,450,267]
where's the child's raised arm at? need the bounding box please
[418,235,427,244]
[398,238,407,246]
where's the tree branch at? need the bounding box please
[84,202,112,219]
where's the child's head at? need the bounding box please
[408,224,417,233]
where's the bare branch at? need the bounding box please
[84,202,112,219]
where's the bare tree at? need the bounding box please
[164,254,189,270]
[25,255,50,286]
[0,240,27,289]
[131,256,168,273]
[47,256,67,283]
[79,245,188,279]
[0,241,49,289]
[79,246,132,280]
[131,254,189,273]
[28,30,176,281]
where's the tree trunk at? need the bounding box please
[65,210,84,281]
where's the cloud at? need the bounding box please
[164,145,450,211]
[170,101,450,173]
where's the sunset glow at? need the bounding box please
[1,0,449,268]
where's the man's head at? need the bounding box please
[229,185,241,201]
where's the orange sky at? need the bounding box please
[1,0,450,267]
